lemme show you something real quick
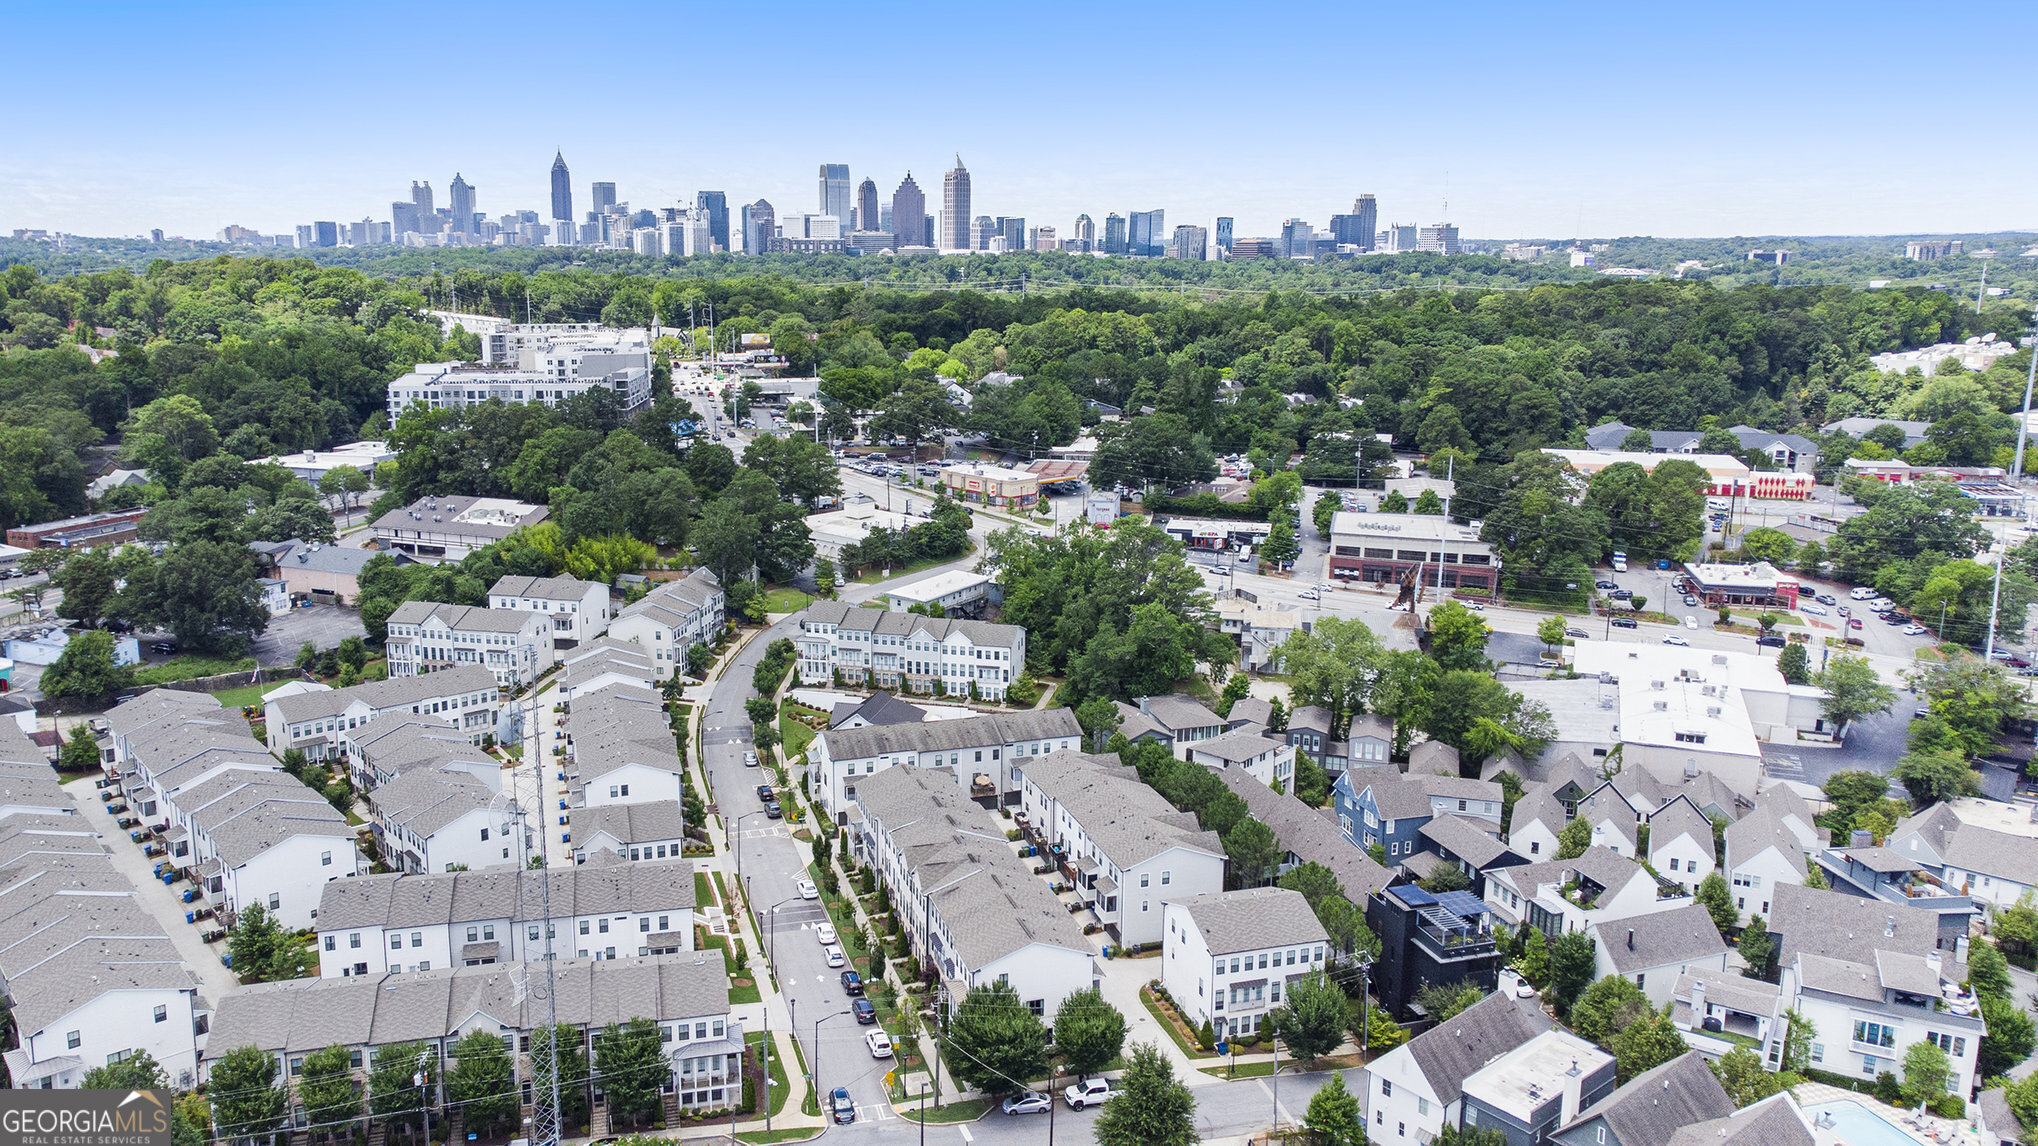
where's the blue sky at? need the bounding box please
[6,0,2033,240]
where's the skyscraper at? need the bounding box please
[1169,225,1208,260]
[696,192,729,252]
[819,164,852,222]
[1215,217,1234,254]
[412,181,433,216]
[996,217,1025,252]
[550,152,573,226]
[743,200,776,255]
[942,156,972,251]
[592,182,617,216]
[1102,213,1127,255]
[392,200,420,235]
[1073,214,1095,244]
[891,174,927,248]
[449,174,475,234]
[1127,210,1165,257]
[1352,194,1378,252]
[974,216,996,249]
[1280,219,1314,259]
[856,179,879,235]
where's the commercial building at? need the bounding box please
[1168,225,1208,260]
[1154,516,1273,553]
[487,574,612,648]
[1159,888,1329,1040]
[852,766,1096,1022]
[1681,560,1801,610]
[1544,448,1815,500]
[371,495,549,563]
[1128,209,1166,257]
[882,569,995,616]
[606,569,725,679]
[1582,421,1820,474]
[1012,751,1223,948]
[809,708,1081,819]
[5,507,148,550]
[890,174,928,248]
[1327,511,1500,592]
[385,328,654,421]
[941,158,971,251]
[793,600,1024,701]
[248,539,404,606]
[385,601,555,689]
[264,666,502,762]
[802,497,924,564]
[262,441,398,485]
[940,462,1039,508]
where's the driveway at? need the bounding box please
[60,775,239,1004]
[251,606,366,667]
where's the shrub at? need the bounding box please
[1873,1071,1905,1105]
[1196,1019,1215,1051]
[1931,1094,1965,1119]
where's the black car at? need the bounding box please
[852,998,877,1024]
[151,642,178,655]
[1594,579,1616,590]
[840,970,864,995]
[1755,634,1787,648]
[755,784,775,801]
[1610,588,1632,600]
[1610,616,1639,628]
[763,800,782,819]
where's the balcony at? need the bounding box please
[1415,917,1495,957]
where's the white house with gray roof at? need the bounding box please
[572,802,688,864]
[385,601,554,688]
[1159,887,1329,1040]
[852,766,1095,1022]
[558,638,660,700]
[1188,729,1297,789]
[264,666,502,762]
[794,599,1025,700]
[1361,990,1551,1143]
[487,574,612,647]
[809,707,1082,820]
[1117,694,1226,757]
[206,953,743,1115]
[1724,806,1810,925]
[1551,1052,1734,1146]
[607,568,724,679]
[1484,847,1691,936]
[175,769,361,930]
[1885,798,2038,909]
[566,684,684,809]
[313,852,696,978]
[367,768,511,875]
[1588,902,1728,1009]
[1012,751,1223,947]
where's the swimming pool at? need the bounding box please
[1804,1100,1927,1146]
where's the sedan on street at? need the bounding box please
[796,878,818,899]
[1663,636,1690,646]
[1002,1092,1052,1116]
[825,945,845,967]
[1800,603,1828,616]
[1902,624,1927,636]
[816,922,837,945]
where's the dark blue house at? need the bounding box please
[1334,768,1504,864]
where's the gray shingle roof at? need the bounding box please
[316,856,696,931]
[1767,883,1939,965]
[799,599,1023,650]
[259,539,390,577]
[1664,1092,1811,1146]
[820,708,1080,762]
[1398,990,1550,1106]
[370,768,495,838]
[614,568,721,623]
[388,600,544,633]
[1168,887,1326,955]
[1595,903,1727,973]
[1562,1052,1732,1146]
[104,688,220,739]
[1217,768,1392,902]
[1135,694,1223,733]
[490,574,601,601]
[1228,698,1276,729]
[1286,705,1333,736]
[829,692,928,729]
[267,665,500,724]
[1508,786,1568,844]
[574,802,687,846]
[1978,1087,2024,1145]
[1189,729,1286,765]
[1408,740,1460,775]
[1724,807,1807,880]
[1017,751,1220,867]
[1420,814,1514,869]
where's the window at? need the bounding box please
[154,1006,167,1023]
[467,927,479,943]
[1418,1098,1429,1116]
[67,1031,81,1050]
[480,827,490,841]
[392,935,404,950]
[580,920,590,935]
[599,918,609,933]
[268,892,281,910]
[1668,858,1679,872]
[1140,873,1149,888]
[1530,841,1540,854]
[1162,871,1171,885]
[1381,1081,1392,1097]
[324,936,335,951]
[410,932,421,947]
[322,851,333,866]
[350,933,361,948]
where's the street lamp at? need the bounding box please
[729,809,770,882]
[812,1009,853,1122]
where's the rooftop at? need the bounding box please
[1596,903,1728,973]
[883,570,994,602]
[1393,990,1552,1106]
[1167,886,1327,956]
[1462,1028,1611,1119]
[1329,510,1489,545]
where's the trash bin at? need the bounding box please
[185,911,195,924]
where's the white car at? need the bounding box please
[1683,616,1698,630]
[796,878,819,900]
[1800,603,1828,616]
[816,922,837,945]
[825,945,846,968]
[1296,589,1320,601]
[1903,623,1927,636]
[865,1030,894,1058]
[1663,636,1690,646]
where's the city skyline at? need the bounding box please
[5,0,2034,239]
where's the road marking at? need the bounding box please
[957,1126,971,1142]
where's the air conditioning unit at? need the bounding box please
[1706,706,1723,719]
[1653,700,1668,712]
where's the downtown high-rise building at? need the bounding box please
[974,216,996,249]
[392,198,421,235]
[1280,219,1315,259]
[856,179,879,234]
[1102,212,1127,255]
[449,174,475,234]
[1169,225,1208,260]
[743,200,776,254]
[891,174,927,248]
[819,164,852,223]
[550,152,573,228]
[1215,217,1234,254]
[941,156,972,251]
[1352,194,1377,251]
[696,191,729,252]
[592,182,617,217]
[1073,214,1095,245]
[1127,209,1165,257]
[996,216,1025,252]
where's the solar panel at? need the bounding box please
[1394,884,1438,907]
[1436,890,1489,917]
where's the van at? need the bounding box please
[1849,586,1876,600]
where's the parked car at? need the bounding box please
[1002,1091,1052,1116]
[1850,586,1877,600]
[1848,618,1864,630]
[1756,634,1787,648]
[852,998,877,1023]
[742,751,758,768]
[831,1087,856,1124]
[840,971,864,996]
[1817,593,1838,605]
[1611,588,1632,600]
[825,945,845,967]
[1902,624,1927,636]
[763,800,782,819]
[1296,589,1320,601]
[755,784,776,801]
[1064,1078,1115,1109]
[1594,579,1616,590]
[816,922,837,945]
[1566,627,1589,639]
[1663,636,1690,646]
[797,878,818,899]
[1683,594,1698,607]
[1537,658,1561,669]
[865,1030,894,1058]
[1683,616,1698,630]
[1800,603,1827,615]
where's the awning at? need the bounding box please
[461,941,500,961]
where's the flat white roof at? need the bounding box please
[941,463,1036,483]
[1546,448,1750,477]
[1461,1028,1611,1119]
[1945,797,2038,839]
[1329,511,1488,545]
[886,570,994,602]
[1570,641,1776,760]
[1684,561,1796,589]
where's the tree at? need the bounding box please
[129,540,270,655]
[227,903,294,982]
[319,464,371,517]
[1549,930,1598,1016]
[1571,975,1650,1043]
[298,1045,362,1143]
[1378,490,1409,514]
[529,1025,590,1132]
[367,1042,433,1140]
[1738,527,1798,565]
[1426,600,1490,672]
[1893,747,1978,807]
[59,724,101,773]
[1609,1006,1689,1083]
[1053,988,1128,1079]
[1815,654,1896,735]
[82,1049,169,1090]
[1413,982,1483,1023]
[1696,872,1737,931]
[1556,815,1592,860]
[1223,818,1281,889]
[121,394,218,485]
[40,628,134,700]
[447,1031,516,1139]
[1273,616,1385,730]
[1537,615,1567,654]
[1516,926,1550,987]
[1738,915,1773,980]
[1777,641,1810,684]
[1780,1009,1816,1074]
[1436,1127,1507,1146]
[1303,1072,1363,1146]
[1711,1046,1789,1107]
[948,981,1047,1098]
[1979,994,2037,1079]
[1312,491,1341,536]
[593,1019,665,1129]
[1412,489,1445,515]
[1902,1039,1952,1105]
[210,1044,287,1146]
[54,548,118,627]
[1269,971,1347,1064]
[1092,1042,1197,1146]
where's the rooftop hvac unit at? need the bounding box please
[1653,700,1668,712]
[1706,706,1723,718]
[1599,696,1616,710]
[1651,680,1665,690]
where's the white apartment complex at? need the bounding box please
[794,600,1025,701]
[607,569,725,679]
[385,326,654,421]
[1160,888,1330,1040]
[385,600,556,688]
[808,707,1082,820]
[264,666,502,762]
[371,495,549,563]
[487,574,612,647]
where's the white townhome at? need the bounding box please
[809,707,1082,821]
[366,768,513,874]
[853,766,1096,1022]
[264,666,503,762]
[607,569,725,679]
[1012,751,1224,948]
[1160,887,1330,1041]
[572,802,688,864]
[313,852,696,978]
[1885,799,2038,908]
[1187,729,1297,789]
[559,638,660,701]
[1644,795,1718,890]
[385,601,556,689]
[1724,806,1810,924]
[175,769,362,930]
[1483,847,1692,936]
[794,600,1025,701]
[1587,902,1729,1009]
[1360,991,1550,1142]
[487,573,613,648]
[566,685,684,809]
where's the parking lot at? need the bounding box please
[250,605,367,667]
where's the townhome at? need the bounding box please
[852,766,1096,1022]
[809,708,1082,820]
[1505,785,1568,862]
[1815,838,1982,950]
[1012,751,1224,948]
[1188,728,1296,789]
[385,601,555,689]
[794,600,1025,700]
[1551,1052,1735,1146]
[367,768,512,874]
[1484,847,1692,936]
[1671,971,1787,1064]
[1361,991,1550,1142]
[342,718,502,792]
[1588,902,1728,1008]
[1416,813,1526,895]
[103,688,227,766]
[559,638,660,701]
[265,666,503,762]
[829,692,927,730]
[121,717,280,821]
[313,853,696,978]
[487,573,612,648]
[1335,769,1503,863]
[205,954,742,1117]
[566,685,684,809]
[1725,806,1810,925]
[1457,1029,1618,1146]
[1365,882,1505,1019]
[1114,695,1227,757]
[571,803,688,864]
[176,769,361,930]
[1645,795,1717,890]
[1884,799,2038,908]
[607,569,725,679]
[1216,768,1392,907]
[1756,782,1821,853]
[1159,888,1330,1041]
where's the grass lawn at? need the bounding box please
[899,1098,992,1124]
[695,871,716,908]
[762,587,815,613]
[1138,987,1209,1062]
[744,1030,792,1118]
[778,702,819,759]
[344,810,364,827]
[133,655,258,688]
[210,679,292,710]
[736,1130,820,1145]
[852,544,977,585]
[729,980,762,1005]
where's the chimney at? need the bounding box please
[1885,915,1895,938]
[1956,935,1971,965]
[1690,979,1707,1020]
[1627,928,1635,951]
[1926,950,1943,973]
[1850,829,1874,847]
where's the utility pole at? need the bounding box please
[1982,302,2038,662]
[1435,456,1454,603]
[517,693,563,1146]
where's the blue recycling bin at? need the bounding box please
[185,911,195,924]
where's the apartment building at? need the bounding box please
[487,574,612,647]
[313,853,696,978]
[566,684,684,809]
[794,600,1025,700]
[1012,751,1223,948]
[808,707,1082,820]
[265,666,502,762]
[384,329,653,422]
[607,569,725,679]
[371,495,549,563]
[385,601,556,689]
[1159,888,1330,1041]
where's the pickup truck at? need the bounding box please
[1063,1077,1116,1109]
